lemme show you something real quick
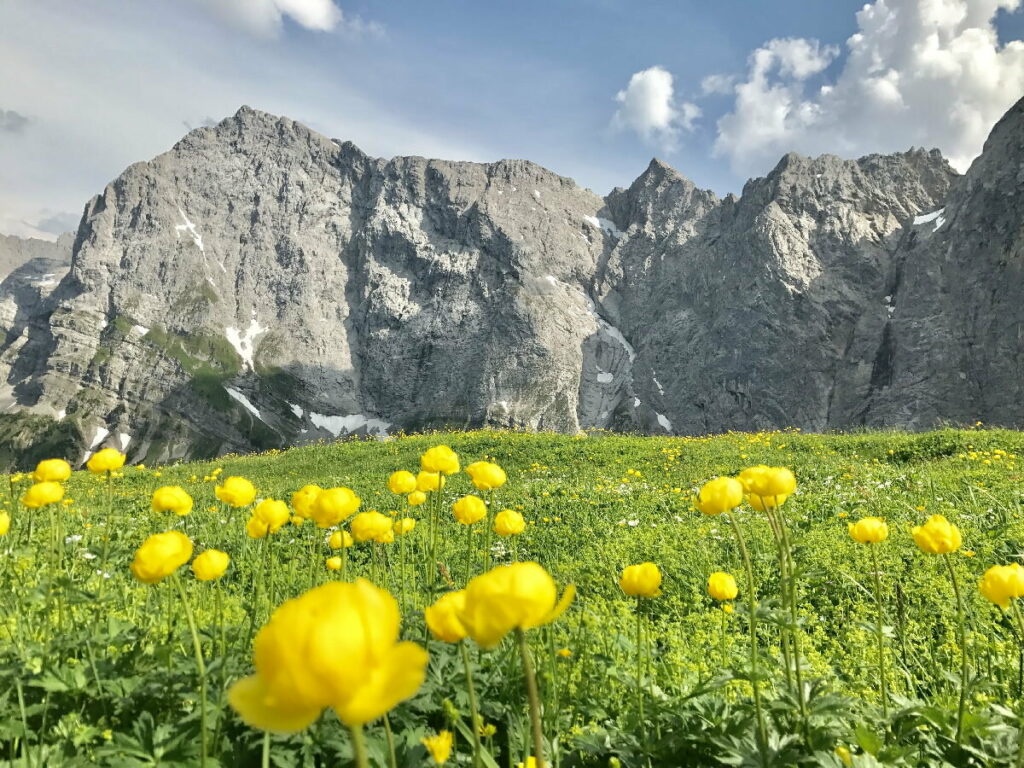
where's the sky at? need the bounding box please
[1,0,1022,240]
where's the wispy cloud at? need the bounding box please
[186,0,382,38]
[610,66,700,153]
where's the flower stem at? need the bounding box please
[1009,601,1024,768]
[172,575,208,768]
[461,640,484,768]
[350,723,370,768]
[943,553,969,744]
[725,511,768,753]
[383,713,398,768]
[516,628,546,768]
[869,543,889,717]
[635,602,645,726]
[261,731,270,768]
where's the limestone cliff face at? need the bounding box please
[0,96,1019,465]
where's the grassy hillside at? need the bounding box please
[3,427,1024,766]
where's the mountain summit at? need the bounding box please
[0,97,1020,466]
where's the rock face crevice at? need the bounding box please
[0,96,1021,464]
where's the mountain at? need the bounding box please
[0,97,1019,467]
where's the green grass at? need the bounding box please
[3,427,1024,766]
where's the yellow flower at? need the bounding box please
[86,448,126,474]
[835,746,853,767]
[748,492,789,511]
[979,564,1024,609]
[215,476,257,508]
[848,516,889,544]
[480,723,497,738]
[291,515,305,527]
[130,531,193,584]
[494,509,526,536]
[424,590,468,643]
[387,471,417,495]
[33,458,71,483]
[0,511,10,536]
[707,571,738,601]
[246,516,269,539]
[421,445,460,475]
[408,491,427,507]
[695,476,744,515]
[453,494,487,526]
[517,758,538,768]
[326,556,343,571]
[329,530,354,549]
[557,648,572,658]
[416,471,445,493]
[912,514,962,554]
[228,580,428,730]
[350,511,395,543]
[738,465,796,498]
[421,730,453,764]
[393,517,416,536]
[311,487,361,528]
[465,461,507,491]
[619,563,662,598]
[722,604,734,614]
[459,562,575,648]
[254,499,291,534]
[192,549,230,581]
[22,481,64,508]
[151,485,194,517]
[290,484,323,518]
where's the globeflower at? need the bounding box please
[33,458,71,483]
[979,564,1024,609]
[619,563,662,598]
[130,531,193,584]
[458,562,575,648]
[748,493,789,512]
[87,448,126,474]
[290,485,322,518]
[228,580,428,730]
[245,516,269,539]
[0,511,10,536]
[192,549,230,581]
[695,476,744,516]
[421,445,460,475]
[22,481,64,508]
[453,495,487,526]
[311,487,361,528]
[912,514,962,554]
[739,465,796,499]
[425,590,468,643]
[151,485,194,517]
[215,476,257,508]
[848,516,888,544]
[465,461,507,491]
[707,571,739,601]
[350,511,395,543]
[326,556,343,571]
[328,530,354,549]
[417,471,444,493]
[408,491,427,507]
[421,730,453,764]
[387,471,417,495]
[393,517,416,536]
[254,499,291,534]
[494,509,525,536]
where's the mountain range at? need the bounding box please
[0,94,1020,468]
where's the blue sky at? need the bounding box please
[1,0,1022,238]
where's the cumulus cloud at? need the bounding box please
[611,66,701,152]
[711,0,1024,176]
[188,0,380,37]
[0,109,29,133]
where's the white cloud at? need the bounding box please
[611,66,701,152]
[188,0,364,36]
[711,0,1024,176]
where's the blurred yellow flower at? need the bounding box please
[87,448,126,474]
[557,648,572,658]
[0,511,10,536]
[459,562,575,648]
[22,481,64,508]
[695,476,744,515]
[424,590,468,643]
[848,517,889,544]
[290,484,322,518]
[326,556,343,571]
[408,491,428,507]
[33,458,71,483]
[453,494,487,525]
[192,549,230,581]
[748,492,789,511]
[329,530,354,549]
[130,531,193,584]
[979,564,1024,609]
[151,486,194,517]
[215,476,257,508]
[416,471,445,493]
[311,487,361,529]
[393,517,416,536]
[421,445,460,475]
[254,499,291,534]
[227,579,428,730]
[246,516,269,539]
[350,510,395,543]
[619,563,662,598]
[465,461,507,491]
[708,571,738,601]
[739,465,796,498]
[912,515,962,554]
[387,470,417,495]
[421,730,453,764]
[494,509,525,536]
